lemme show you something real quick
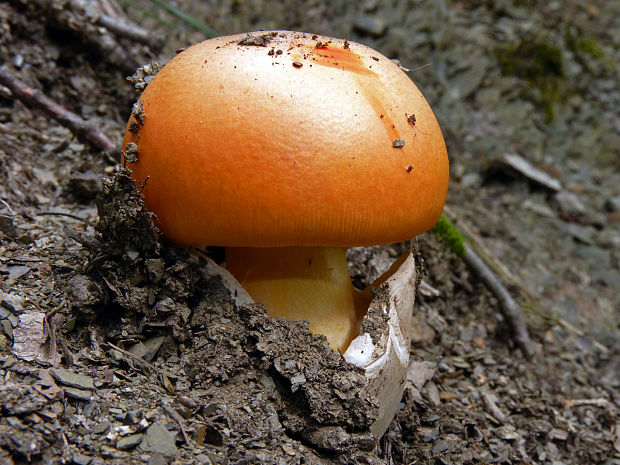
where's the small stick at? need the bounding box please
[96,13,164,49]
[0,65,117,159]
[481,391,508,423]
[435,211,536,358]
[105,342,182,382]
[106,341,158,373]
[37,211,92,224]
[561,398,608,409]
[463,247,535,358]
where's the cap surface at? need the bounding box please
[123,31,449,247]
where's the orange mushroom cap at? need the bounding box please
[122,31,449,247]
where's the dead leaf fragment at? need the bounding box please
[11,312,60,365]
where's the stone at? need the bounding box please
[128,336,164,362]
[0,292,24,313]
[92,420,111,434]
[139,422,178,458]
[72,453,92,465]
[605,195,620,213]
[353,13,386,36]
[63,387,93,402]
[147,453,168,465]
[50,368,95,390]
[117,434,144,451]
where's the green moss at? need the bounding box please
[567,30,614,73]
[575,36,604,59]
[429,214,466,258]
[495,38,565,121]
[497,40,564,80]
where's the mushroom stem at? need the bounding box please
[226,246,359,352]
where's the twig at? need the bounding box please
[437,209,536,358]
[0,199,16,216]
[481,391,508,423]
[561,398,608,409]
[95,12,164,49]
[0,65,117,159]
[163,404,193,447]
[106,342,183,388]
[37,211,92,224]
[22,0,140,73]
[463,247,535,357]
[106,341,158,373]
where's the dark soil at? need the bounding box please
[1,1,619,464]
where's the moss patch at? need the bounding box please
[495,37,564,120]
[429,214,465,258]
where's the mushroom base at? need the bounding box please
[226,246,359,352]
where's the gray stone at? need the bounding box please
[0,319,12,340]
[50,368,95,390]
[407,361,436,391]
[116,433,144,451]
[422,380,441,406]
[353,13,386,36]
[432,437,458,454]
[605,195,620,213]
[461,172,481,187]
[553,191,588,223]
[450,57,489,99]
[128,336,164,362]
[72,453,92,465]
[64,387,92,402]
[0,214,15,237]
[92,420,110,434]
[139,422,178,458]
[147,453,168,465]
[0,292,24,313]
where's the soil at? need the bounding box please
[1,1,619,465]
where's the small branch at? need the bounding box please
[37,211,92,224]
[0,65,117,159]
[106,341,158,373]
[561,398,608,409]
[435,210,536,358]
[21,0,140,73]
[481,391,508,423]
[95,13,164,49]
[463,247,535,358]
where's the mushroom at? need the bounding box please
[122,31,449,353]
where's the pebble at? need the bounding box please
[93,420,111,434]
[553,191,589,223]
[139,422,178,458]
[605,195,620,212]
[63,387,92,402]
[0,215,15,237]
[50,368,95,390]
[72,453,92,465]
[147,453,168,465]
[117,433,145,451]
[353,13,387,36]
